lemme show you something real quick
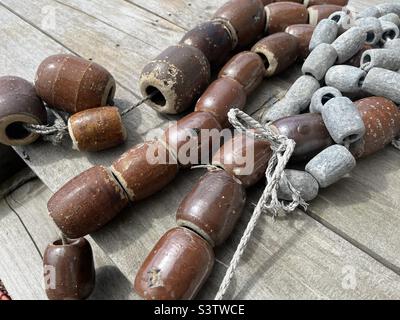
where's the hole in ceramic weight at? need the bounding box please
[358,75,366,87]
[321,93,335,105]
[5,122,31,140]
[366,31,375,43]
[330,14,341,23]
[347,134,359,142]
[362,54,371,64]
[256,53,270,70]
[106,85,116,105]
[146,86,166,107]
[383,30,396,40]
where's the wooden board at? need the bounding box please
[2,178,136,300]
[1,0,400,299]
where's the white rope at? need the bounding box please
[392,138,400,150]
[214,109,308,300]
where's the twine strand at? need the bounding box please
[120,93,154,117]
[215,109,307,300]
[392,138,400,150]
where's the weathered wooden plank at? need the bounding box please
[0,198,47,300]
[5,178,136,300]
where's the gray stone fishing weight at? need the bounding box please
[302,43,338,80]
[305,145,356,188]
[356,17,383,45]
[356,6,381,19]
[379,13,400,27]
[376,3,400,16]
[310,86,342,113]
[380,21,400,43]
[285,75,321,111]
[309,19,339,51]
[384,38,400,50]
[262,98,299,123]
[361,48,400,72]
[321,97,366,145]
[331,27,367,64]
[329,11,351,34]
[325,65,366,93]
[277,169,319,202]
[362,67,400,104]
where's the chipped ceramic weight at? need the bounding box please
[380,21,400,43]
[362,67,400,104]
[309,86,342,113]
[305,144,356,188]
[325,65,366,93]
[309,19,339,51]
[361,48,400,72]
[379,13,400,27]
[384,38,400,50]
[321,97,365,145]
[356,17,383,45]
[331,26,367,63]
[308,5,343,26]
[277,169,319,202]
[302,43,338,80]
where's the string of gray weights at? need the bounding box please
[216,2,400,300]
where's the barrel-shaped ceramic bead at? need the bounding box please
[213,0,266,47]
[195,77,246,128]
[251,33,299,77]
[111,141,179,201]
[176,170,246,246]
[212,132,272,188]
[285,24,316,59]
[325,65,366,93]
[309,86,342,113]
[304,0,348,6]
[344,44,372,67]
[35,54,115,114]
[180,21,234,66]
[384,38,400,51]
[139,45,210,114]
[162,111,222,167]
[362,67,400,104]
[308,5,343,26]
[134,227,214,300]
[331,26,367,63]
[265,2,309,34]
[219,51,264,95]
[350,97,400,158]
[376,3,400,16]
[43,238,95,300]
[322,97,365,144]
[262,98,301,123]
[380,21,400,43]
[361,49,400,72]
[271,113,334,162]
[305,144,356,188]
[309,19,339,51]
[285,75,321,111]
[0,76,47,146]
[47,166,129,239]
[302,43,338,80]
[278,169,319,201]
[356,17,383,45]
[379,13,400,27]
[67,107,126,152]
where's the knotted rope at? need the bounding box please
[215,109,308,300]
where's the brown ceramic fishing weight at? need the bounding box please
[47,165,129,239]
[134,227,214,300]
[308,4,343,25]
[265,2,309,34]
[43,237,95,300]
[35,54,116,114]
[67,106,127,152]
[285,24,316,59]
[0,76,47,146]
